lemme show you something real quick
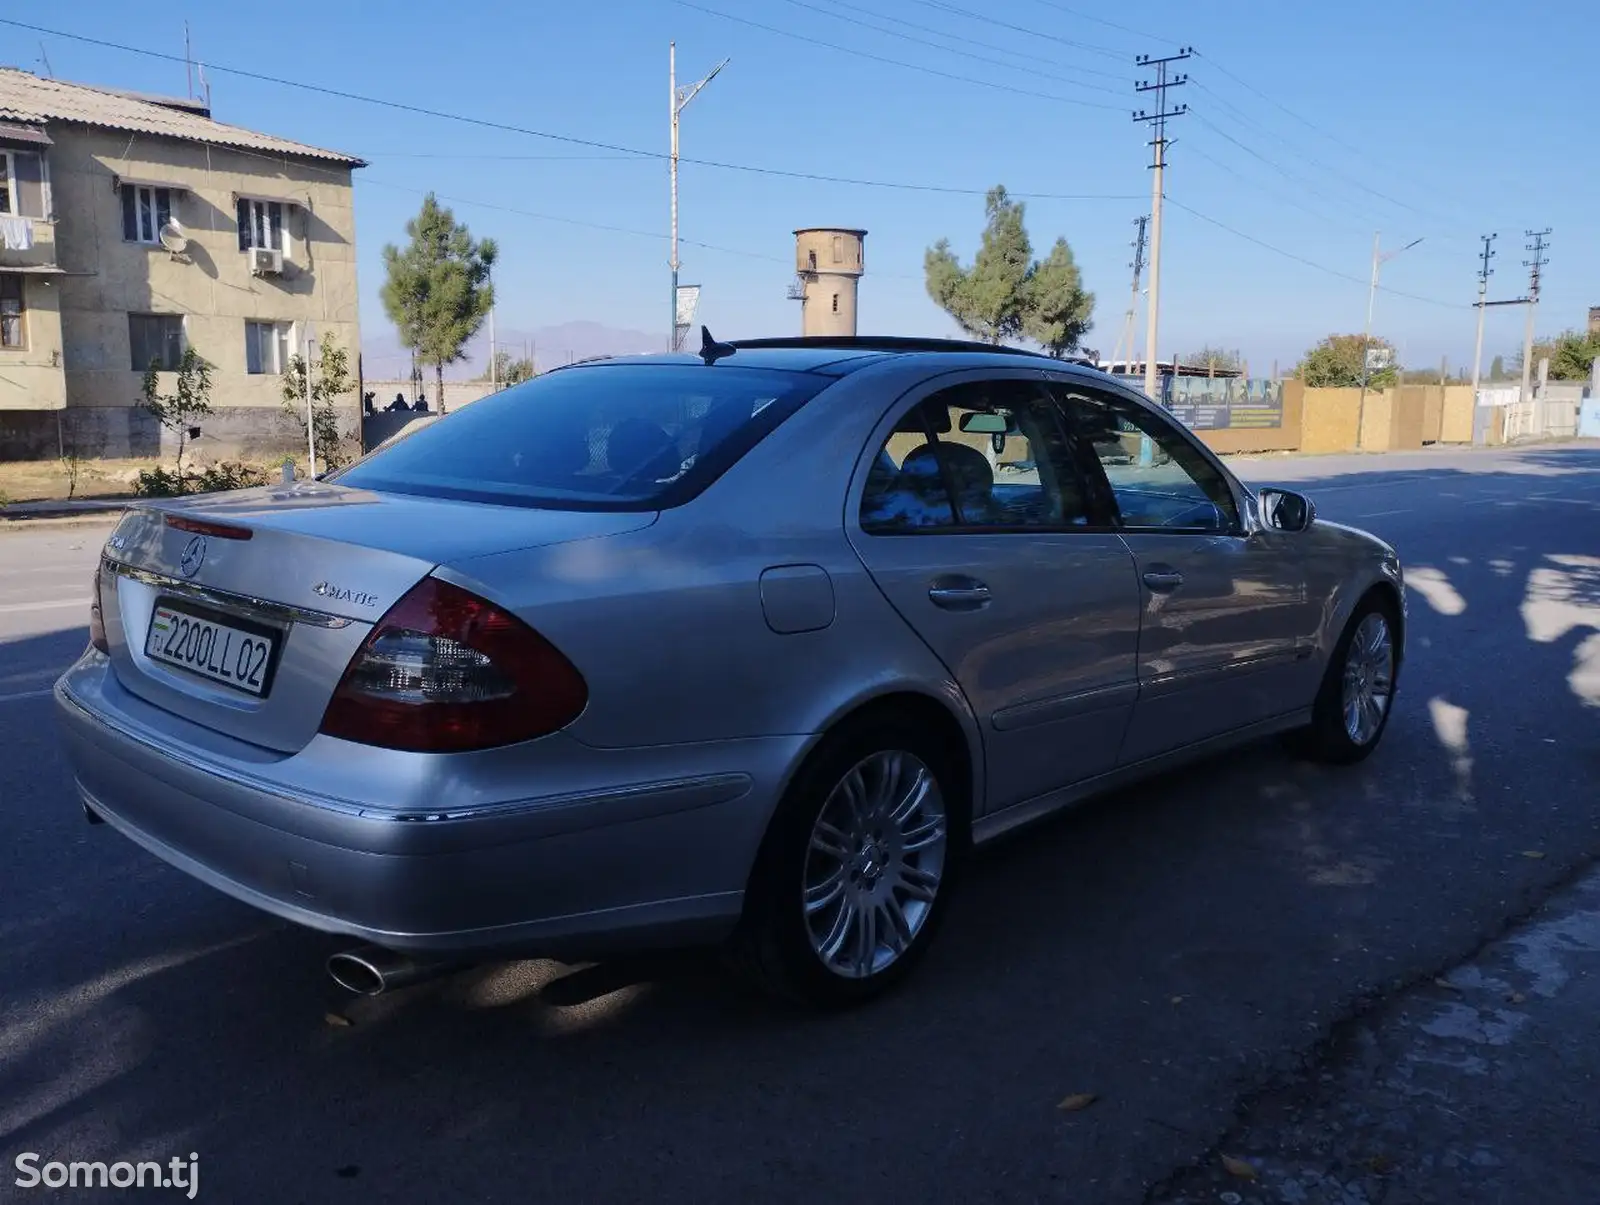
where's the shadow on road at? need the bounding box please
[2,447,1598,1204]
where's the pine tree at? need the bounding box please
[924,186,1093,355]
[380,195,497,413]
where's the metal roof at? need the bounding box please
[0,68,366,166]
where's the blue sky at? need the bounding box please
[19,0,1595,376]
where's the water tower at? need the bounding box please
[788,227,866,336]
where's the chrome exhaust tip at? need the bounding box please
[326,945,463,996]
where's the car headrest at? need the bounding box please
[607,418,679,480]
[900,442,994,496]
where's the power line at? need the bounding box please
[1178,140,1370,235]
[795,0,1104,76]
[1189,111,1436,228]
[771,0,1126,96]
[1021,0,1154,42]
[673,0,1126,107]
[358,151,651,161]
[1190,49,1368,160]
[903,0,1134,68]
[2,17,1139,200]
[1164,197,1464,309]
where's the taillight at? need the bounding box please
[318,577,587,753]
[89,562,109,653]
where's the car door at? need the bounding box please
[847,374,1143,814]
[1051,382,1319,765]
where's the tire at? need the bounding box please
[728,713,966,1008]
[1294,592,1400,765]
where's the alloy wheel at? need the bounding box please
[1341,612,1394,746]
[801,750,948,979]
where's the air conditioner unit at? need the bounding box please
[248,247,284,276]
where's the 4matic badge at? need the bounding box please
[312,581,380,607]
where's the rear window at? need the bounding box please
[332,363,830,511]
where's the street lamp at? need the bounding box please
[1356,233,1423,448]
[669,43,728,352]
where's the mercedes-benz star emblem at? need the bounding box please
[178,535,207,578]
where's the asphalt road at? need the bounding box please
[3,444,1598,1205]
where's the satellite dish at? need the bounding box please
[158,219,189,254]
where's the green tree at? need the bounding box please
[1525,329,1600,382]
[925,186,1032,343]
[925,187,1094,355]
[1022,238,1094,358]
[476,349,537,387]
[381,194,498,413]
[1180,346,1243,373]
[281,336,355,471]
[1488,354,1507,381]
[1294,333,1398,389]
[139,346,213,476]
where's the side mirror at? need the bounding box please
[1258,487,1315,533]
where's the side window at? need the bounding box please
[859,381,1093,533]
[860,399,958,532]
[1055,387,1240,532]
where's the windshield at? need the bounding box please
[332,363,830,511]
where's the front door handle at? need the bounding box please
[1142,568,1184,593]
[928,578,992,610]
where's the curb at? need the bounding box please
[0,507,127,528]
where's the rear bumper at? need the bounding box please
[55,653,805,958]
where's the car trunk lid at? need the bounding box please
[97,482,654,752]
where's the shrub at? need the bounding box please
[133,461,269,498]
[195,461,268,492]
[133,467,189,497]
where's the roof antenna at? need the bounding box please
[37,42,53,78]
[699,325,736,365]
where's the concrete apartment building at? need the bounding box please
[0,68,364,460]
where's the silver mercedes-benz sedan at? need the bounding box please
[55,335,1405,1007]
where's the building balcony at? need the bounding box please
[0,217,58,271]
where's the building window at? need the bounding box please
[129,313,185,371]
[0,149,47,218]
[831,293,839,314]
[807,249,817,270]
[832,235,843,264]
[245,320,293,374]
[236,198,287,253]
[0,274,24,349]
[121,185,173,244]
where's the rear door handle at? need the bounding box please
[1142,569,1184,592]
[928,579,992,610]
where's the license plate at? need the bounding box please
[145,603,278,697]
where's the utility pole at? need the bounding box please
[487,261,497,392]
[1355,232,1423,447]
[1133,51,1190,400]
[669,43,728,352]
[1519,228,1550,405]
[1133,48,1190,401]
[1470,234,1496,400]
[1112,214,1149,375]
